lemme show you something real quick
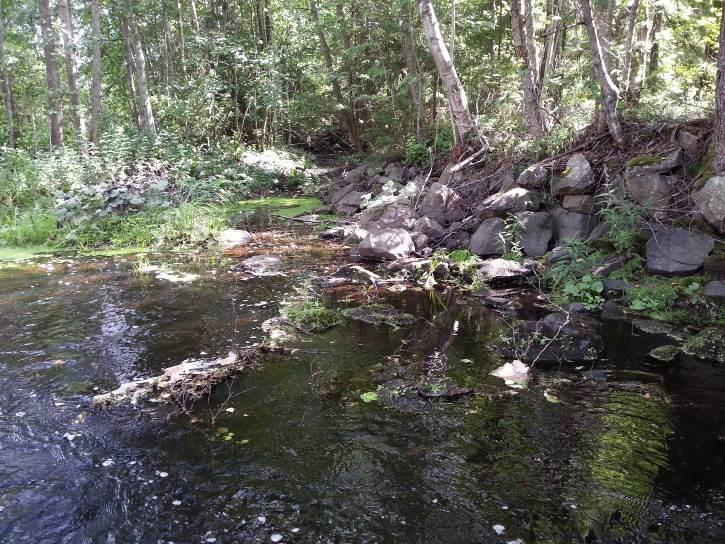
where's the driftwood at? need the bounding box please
[92,348,263,409]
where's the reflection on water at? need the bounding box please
[0,243,724,543]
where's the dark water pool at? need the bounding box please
[1,229,725,543]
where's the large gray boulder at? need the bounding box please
[469,218,507,256]
[475,188,542,221]
[625,172,672,209]
[413,216,445,238]
[551,208,599,242]
[692,176,725,233]
[359,200,416,231]
[358,229,415,260]
[646,227,714,276]
[626,149,683,176]
[330,184,365,214]
[703,280,725,300]
[417,182,466,225]
[218,229,251,249]
[552,153,595,196]
[517,164,548,189]
[515,211,553,257]
[343,165,368,184]
[477,258,533,282]
[562,195,595,214]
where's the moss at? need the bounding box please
[234,197,322,218]
[0,246,54,261]
[648,345,681,362]
[560,167,571,177]
[688,145,715,188]
[282,301,343,333]
[342,304,417,327]
[626,156,661,168]
[682,327,725,364]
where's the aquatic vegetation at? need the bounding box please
[282,301,343,333]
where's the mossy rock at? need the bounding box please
[648,345,681,362]
[282,302,343,333]
[627,156,661,168]
[343,304,417,327]
[682,327,725,364]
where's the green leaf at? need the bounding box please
[360,391,378,403]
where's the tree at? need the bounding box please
[416,0,477,144]
[401,0,426,142]
[621,0,641,98]
[0,3,17,148]
[38,0,64,147]
[579,0,625,145]
[89,0,102,146]
[714,0,725,174]
[58,0,85,147]
[511,0,546,138]
[125,9,156,135]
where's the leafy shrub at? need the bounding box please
[0,207,57,246]
[405,138,428,166]
[561,274,605,310]
[597,193,645,255]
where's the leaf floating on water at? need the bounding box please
[490,360,529,387]
[493,524,505,535]
[360,391,378,403]
[225,407,235,413]
[544,389,560,403]
[460,358,474,364]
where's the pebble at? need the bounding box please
[493,524,505,535]
[257,516,266,524]
[101,459,114,467]
[271,535,283,543]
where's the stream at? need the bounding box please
[1,213,725,543]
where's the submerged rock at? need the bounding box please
[238,255,284,276]
[649,345,680,362]
[218,229,251,249]
[645,227,714,276]
[682,327,725,364]
[343,304,416,327]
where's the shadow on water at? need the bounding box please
[1,222,724,543]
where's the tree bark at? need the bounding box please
[120,16,141,128]
[89,0,102,146]
[579,0,624,145]
[126,10,156,135]
[416,0,477,144]
[511,0,546,138]
[190,0,200,33]
[309,0,360,149]
[58,0,85,147]
[401,0,426,142]
[621,0,640,96]
[714,0,725,174]
[0,8,17,147]
[176,0,187,78]
[38,0,64,147]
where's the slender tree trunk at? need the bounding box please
[621,0,640,97]
[417,0,477,144]
[162,0,174,93]
[190,0,200,32]
[58,0,85,147]
[126,11,156,135]
[511,0,546,138]
[714,1,725,174]
[176,0,187,78]
[579,0,624,145]
[38,0,64,147]
[309,0,360,149]
[401,0,426,142]
[0,8,17,147]
[89,0,102,146]
[120,16,141,128]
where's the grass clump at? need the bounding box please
[282,301,343,333]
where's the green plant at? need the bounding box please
[544,239,600,288]
[597,193,645,255]
[561,274,605,310]
[282,301,343,333]
[626,281,679,316]
[404,138,429,166]
[501,215,524,262]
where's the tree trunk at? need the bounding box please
[416,0,477,144]
[176,0,187,78]
[0,8,17,147]
[621,0,641,97]
[401,0,426,142]
[38,0,64,147]
[714,0,725,174]
[579,0,624,145]
[126,11,156,135]
[309,0,360,149]
[58,0,85,147]
[511,0,546,138]
[89,0,102,146]
[120,16,141,128]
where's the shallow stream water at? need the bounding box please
[1,217,725,543]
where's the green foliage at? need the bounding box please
[544,240,601,289]
[597,194,645,256]
[501,215,524,262]
[282,302,343,333]
[562,274,605,310]
[404,138,428,166]
[0,207,57,246]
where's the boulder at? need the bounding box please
[358,229,415,260]
[587,222,611,242]
[469,218,507,256]
[443,229,471,250]
[411,233,429,251]
[384,162,405,181]
[329,183,355,205]
[413,216,445,238]
[343,165,368,184]
[487,167,517,193]
[562,195,595,214]
[601,301,628,321]
[625,172,672,209]
[677,131,700,156]
[692,176,725,233]
[703,280,725,300]
[626,149,683,175]
[475,188,542,221]
[238,255,283,276]
[551,208,599,242]
[417,182,466,225]
[645,227,714,276]
[705,254,725,278]
[359,200,416,231]
[515,211,553,257]
[477,258,532,282]
[552,153,595,196]
[517,164,548,190]
[218,229,251,249]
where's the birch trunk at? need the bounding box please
[190,0,200,32]
[714,1,725,174]
[416,0,477,144]
[39,0,64,147]
[89,0,102,146]
[511,0,546,138]
[127,11,156,135]
[58,0,85,146]
[621,0,640,96]
[579,0,624,145]
[0,9,16,147]
[401,0,426,142]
